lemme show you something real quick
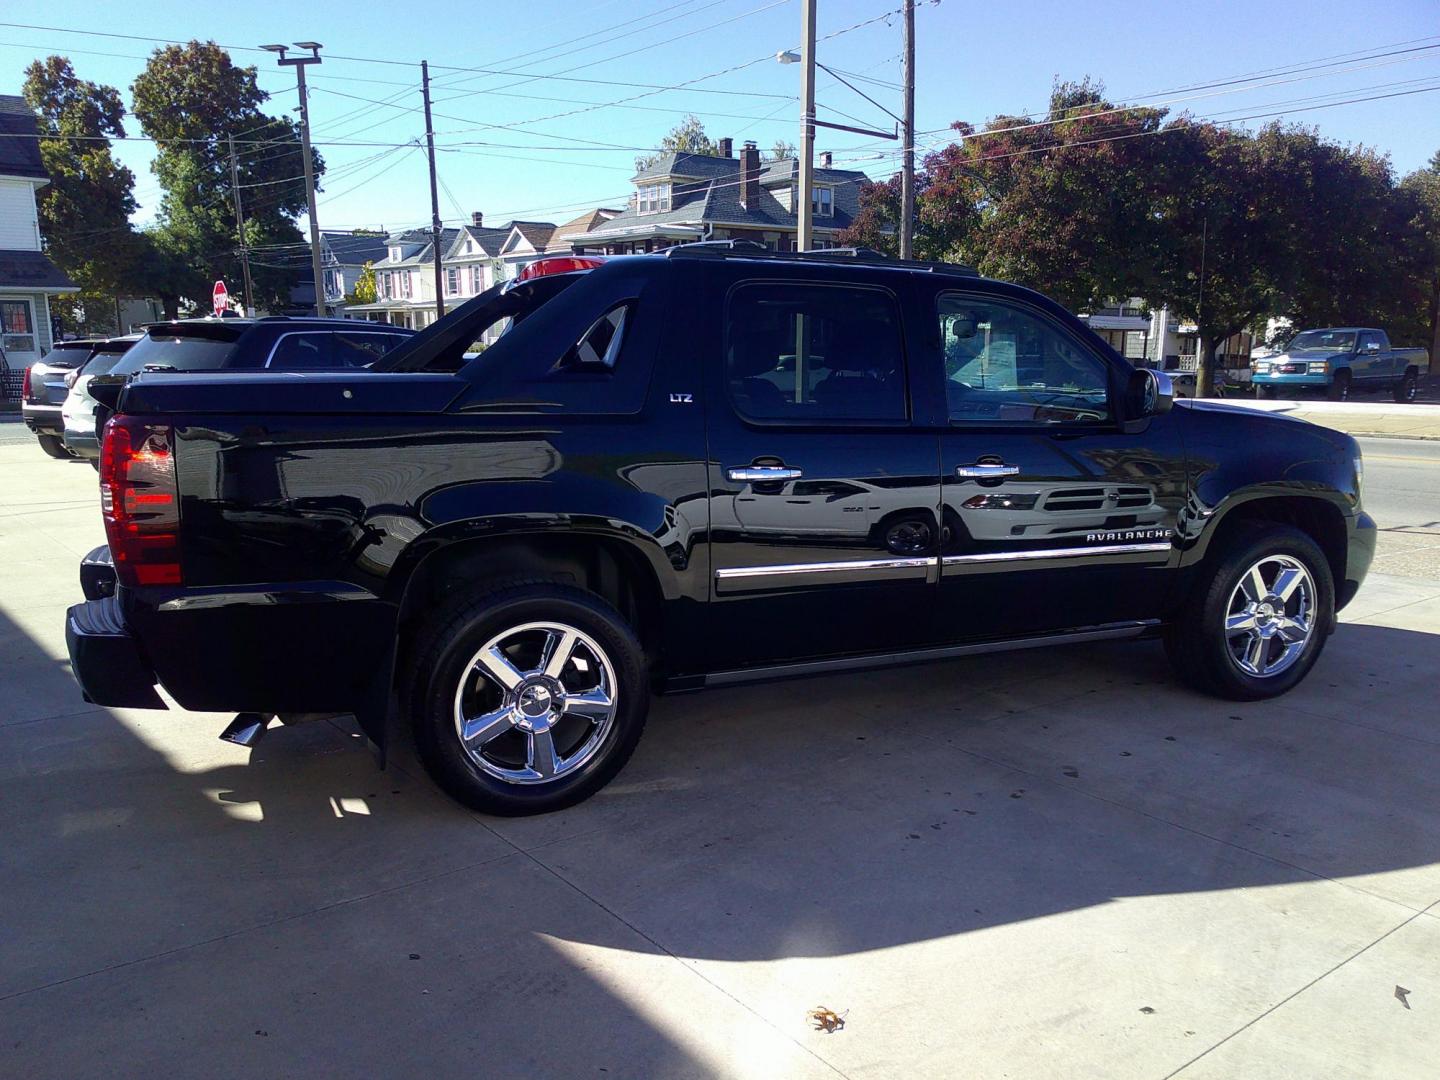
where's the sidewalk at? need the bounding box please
[1212,397,1440,440]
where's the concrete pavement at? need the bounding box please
[1217,397,1440,440]
[3,425,1440,1078]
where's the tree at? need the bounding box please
[634,114,718,171]
[768,140,795,161]
[22,56,142,333]
[349,261,378,305]
[131,41,321,311]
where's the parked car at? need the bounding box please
[67,244,1374,816]
[61,334,141,463]
[21,339,101,458]
[1252,328,1429,402]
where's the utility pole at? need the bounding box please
[421,60,445,321]
[797,0,817,252]
[261,43,327,316]
[227,133,256,315]
[900,0,916,260]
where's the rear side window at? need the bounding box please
[267,331,409,369]
[82,348,132,377]
[725,282,908,422]
[557,305,629,372]
[113,333,239,374]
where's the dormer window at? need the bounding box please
[811,185,834,217]
[638,183,672,214]
[389,246,401,261]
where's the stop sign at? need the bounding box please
[212,280,229,316]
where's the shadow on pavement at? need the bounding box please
[2,595,1438,1075]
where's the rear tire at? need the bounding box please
[1393,370,1418,403]
[36,433,69,459]
[1326,371,1351,402]
[407,581,649,816]
[1164,523,1334,700]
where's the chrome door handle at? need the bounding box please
[727,465,803,482]
[956,463,1020,478]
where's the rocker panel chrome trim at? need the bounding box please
[941,542,1171,566]
[715,556,935,580]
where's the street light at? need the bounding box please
[263,42,327,315]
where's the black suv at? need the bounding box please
[66,245,1374,815]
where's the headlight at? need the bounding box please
[1354,450,1364,494]
[1308,362,1329,374]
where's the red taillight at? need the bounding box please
[516,256,607,282]
[100,416,181,587]
[21,365,33,401]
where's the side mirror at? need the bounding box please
[1126,367,1173,420]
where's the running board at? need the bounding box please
[699,621,1159,688]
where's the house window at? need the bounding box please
[389,247,401,261]
[811,185,834,217]
[470,265,483,292]
[637,182,671,214]
[447,267,460,295]
[1,299,36,355]
[401,273,412,299]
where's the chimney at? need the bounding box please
[741,141,760,209]
[718,137,733,158]
[819,151,832,168]
[471,211,483,227]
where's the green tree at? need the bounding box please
[131,41,322,311]
[22,56,142,333]
[349,261,378,305]
[634,114,717,171]
[768,139,795,161]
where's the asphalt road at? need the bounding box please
[1358,436,1440,581]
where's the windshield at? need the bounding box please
[81,346,134,377]
[43,343,95,369]
[1288,330,1355,353]
[112,331,241,375]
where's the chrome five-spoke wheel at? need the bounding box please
[1224,554,1315,678]
[453,621,618,785]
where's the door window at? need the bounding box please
[267,333,331,369]
[726,282,907,422]
[938,295,1112,424]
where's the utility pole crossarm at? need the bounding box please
[263,42,327,317]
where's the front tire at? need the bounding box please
[408,582,649,816]
[37,433,69,459]
[1326,371,1351,402]
[1164,524,1334,700]
[1258,385,1278,400]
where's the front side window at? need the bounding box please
[726,283,907,422]
[939,294,1112,424]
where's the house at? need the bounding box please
[285,229,391,316]
[346,213,587,329]
[567,139,865,254]
[1082,300,1257,372]
[0,94,77,393]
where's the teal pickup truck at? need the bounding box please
[1252,327,1430,402]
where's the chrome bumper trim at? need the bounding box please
[942,542,1171,566]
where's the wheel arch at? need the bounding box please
[1184,493,1348,605]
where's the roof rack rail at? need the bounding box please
[663,239,977,275]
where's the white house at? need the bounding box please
[0,94,77,392]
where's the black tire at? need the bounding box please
[407,581,649,816]
[37,433,69,459]
[1258,385,1278,400]
[1164,523,1334,701]
[1393,370,1418,404]
[1326,371,1351,402]
[89,458,101,472]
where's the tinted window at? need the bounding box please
[334,332,408,367]
[45,342,93,369]
[726,283,907,422]
[113,332,240,374]
[558,305,629,372]
[939,295,1111,424]
[81,347,133,377]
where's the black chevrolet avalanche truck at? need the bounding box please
[68,245,1375,815]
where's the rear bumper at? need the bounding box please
[63,428,100,458]
[65,595,166,709]
[21,402,62,434]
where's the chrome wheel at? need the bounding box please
[452,621,618,785]
[1224,555,1315,678]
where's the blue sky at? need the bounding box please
[3,0,1438,236]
